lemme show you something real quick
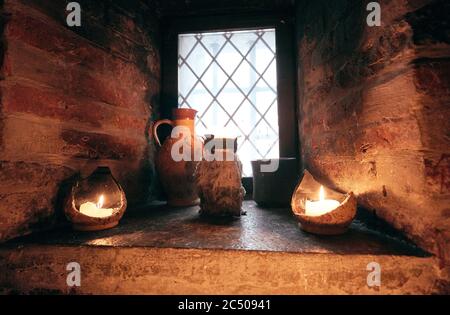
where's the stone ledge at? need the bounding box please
[0,245,446,294]
[2,201,429,255]
[0,201,447,294]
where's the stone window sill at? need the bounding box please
[4,201,427,256]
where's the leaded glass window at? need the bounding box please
[178,28,279,176]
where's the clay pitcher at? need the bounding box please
[152,108,201,207]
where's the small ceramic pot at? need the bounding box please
[252,158,298,207]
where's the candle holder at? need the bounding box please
[291,170,356,235]
[65,166,127,231]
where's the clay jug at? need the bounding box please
[195,136,246,217]
[152,108,202,207]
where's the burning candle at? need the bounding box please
[305,186,340,216]
[79,195,114,218]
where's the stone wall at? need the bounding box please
[296,0,450,262]
[0,0,160,241]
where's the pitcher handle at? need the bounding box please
[152,119,174,147]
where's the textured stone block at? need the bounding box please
[4,19,158,110]
[0,162,74,241]
[1,80,149,133]
[60,129,144,161]
[0,246,446,294]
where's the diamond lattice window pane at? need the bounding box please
[178,35,197,59]
[228,31,259,57]
[200,33,226,57]
[217,82,245,115]
[201,63,228,96]
[232,60,257,95]
[215,42,242,76]
[185,82,213,114]
[262,60,277,91]
[178,65,197,98]
[262,31,276,53]
[233,99,259,134]
[178,29,279,176]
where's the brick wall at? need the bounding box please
[296,0,450,261]
[0,0,160,241]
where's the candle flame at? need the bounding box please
[97,195,104,209]
[319,185,325,201]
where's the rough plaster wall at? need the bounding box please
[0,0,161,242]
[296,0,450,262]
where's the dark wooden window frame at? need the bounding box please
[160,12,298,192]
